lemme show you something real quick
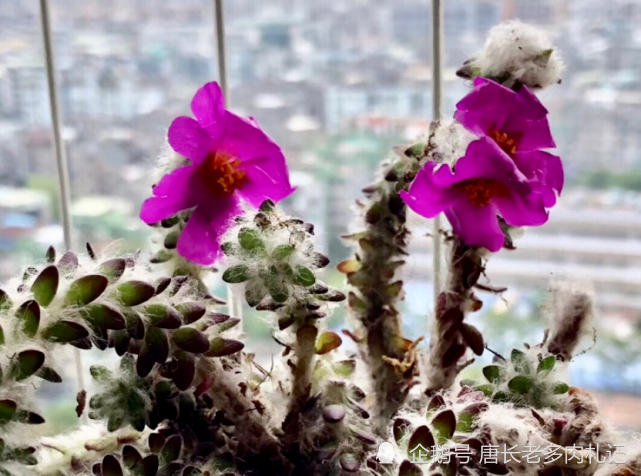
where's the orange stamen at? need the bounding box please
[490,129,518,156]
[461,178,506,207]
[201,152,246,195]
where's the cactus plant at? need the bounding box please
[0,19,637,476]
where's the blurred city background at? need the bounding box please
[2,0,641,433]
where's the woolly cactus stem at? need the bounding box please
[201,358,292,474]
[425,237,485,392]
[343,159,416,430]
[544,283,594,361]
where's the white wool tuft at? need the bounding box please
[473,20,564,89]
[543,280,595,360]
[425,119,476,168]
[153,141,189,183]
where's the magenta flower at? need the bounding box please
[140,82,295,265]
[454,78,563,207]
[400,137,549,252]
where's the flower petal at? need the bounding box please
[191,82,226,132]
[446,201,505,252]
[176,196,241,265]
[514,150,563,206]
[506,117,555,150]
[400,163,459,218]
[216,111,296,206]
[455,79,516,135]
[140,166,200,224]
[516,84,549,119]
[434,138,529,190]
[217,111,282,162]
[494,189,549,227]
[168,116,213,165]
[237,159,296,207]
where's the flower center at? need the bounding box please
[201,151,246,195]
[461,178,505,207]
[490,130,517,156]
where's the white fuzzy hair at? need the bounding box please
[473,20,564,89]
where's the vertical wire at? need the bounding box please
[214,0,230,101]
[39,0,72,250]
[431,0,444,305]
[39,0,86,417]
[214,0,243,322]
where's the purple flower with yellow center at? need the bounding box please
[454,77,563,207]
[401,137,549,252]
[140,82,295,265]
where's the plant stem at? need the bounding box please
[425,237,484,392]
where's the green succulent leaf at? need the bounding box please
[393,417,411,444]
[511,349,531,373]
[83,303,126,330]
[267,279,289,303]
[431,409,456,444]
[160,435,182,464]
[144,304,182,329]
[171,351,196,391]
[259,199,275,213]
[216,318,241,332]
[482,365,502,383]
[161,216,180,228]
[272,244,294,260]
[15,300,40,338]
[244,280,266,307]
[133,454,159,476]
[145,326,169,364]
[407,425,434,459]
[238,228,266,252]
[398,460,423,476]
[0,289,11,312]
[102,454,124,476]
[42,320,89,343]
[9,350,45,381]
[149,433,165,453]
[17,410,45,424]
[163,230,179,250]
[475,384,494,397]
[538,356,556,373]
[315,331,342,355]
[222,265,250,284]
[172,327,210,354]
[205,337,244,357]
[36,366,62,383]
[64,275,109,307]
[508,376,534,394]
[89,365,113,383]
[0,400,17,424]
[150,250,173,264]
[456,411,475,433]
[136,345,155,378]
[123,445,142,469]
[116,281,156,307]
[174,302,206,324]
[292,266,315,287]
[31,265,59,307]
[552,383,570,394]
[333,359,356,377]
[45,246,56,263]
[98,258,127,283]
